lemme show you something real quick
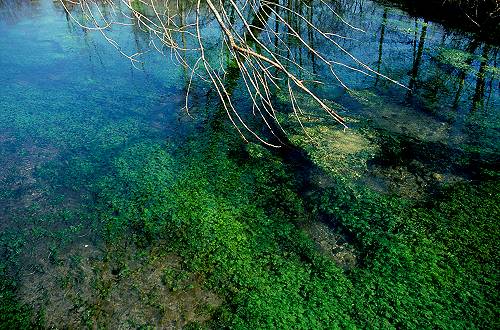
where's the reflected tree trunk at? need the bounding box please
[57,0,406,145]
[452,39,479,108]
[408,19,428,95]
[412,18,418,61]
[306,2,317,74]
[375,8,388,87]
[484,47,498,108]
[472,44,491,111]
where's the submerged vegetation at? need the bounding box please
[3,98,498,327]
[0,0,499,328]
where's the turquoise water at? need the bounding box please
[0,0,498,327]
[0,0,188,226]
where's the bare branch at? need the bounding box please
[60,0,406,145]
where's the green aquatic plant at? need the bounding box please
[288,113,378,181]
[1,0,499,327]
[436,47,478,72]
[485,64,500,77]
[312,177,499,328]
[0,282,35,329]
[0,233,38,329]
[95,126,355,327]
[92,113,499,328]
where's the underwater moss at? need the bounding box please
[288,114,378,181]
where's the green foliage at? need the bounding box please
[0,286,33,330]
[436,48,478,72]
[0,258,36,329]
[96,127,359,328]
[435,47,499,78]
[314,178,499,329]
[95,141,178,241]
[95,117,499,329]
[288,114,378,181]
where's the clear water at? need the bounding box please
[0,0,498,326]
[0,0,189,225]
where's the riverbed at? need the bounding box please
[0,0,498,328]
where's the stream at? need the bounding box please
[0,0,498,328]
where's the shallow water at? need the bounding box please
[0,0,187,225]
[0,0,498,327]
